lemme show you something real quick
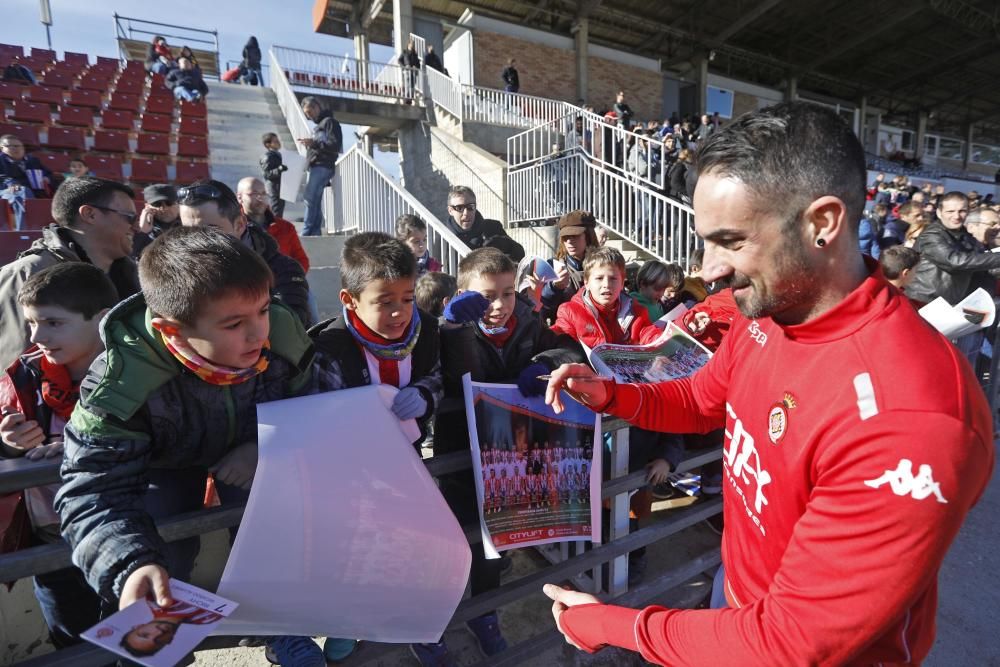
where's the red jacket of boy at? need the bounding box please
[551,288,662,348]
[680,288,738,352]
[0,347,63,436]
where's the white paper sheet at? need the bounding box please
[279,150,307,204]
[654,302,688,328]
[918,287,996,339]
[215,385,471,643]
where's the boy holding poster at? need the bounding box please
[430,247,583,664]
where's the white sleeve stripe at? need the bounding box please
[853,372,879,421]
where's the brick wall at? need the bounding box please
[588,56,662,121]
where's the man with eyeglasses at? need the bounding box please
[0,177,140,368]
[178,179,313,328]
[444,185,524,261]
[965,208,1000,250]
[132,184,182,259]
[235,177,310,274]
[1,134,55,230]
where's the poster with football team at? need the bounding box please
[463,375,602,558]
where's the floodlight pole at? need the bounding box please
[39,0,53,50]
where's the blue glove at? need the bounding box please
[517,362,550,397]
[444,291,490,324]
[391,386,428,420]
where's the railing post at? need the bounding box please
[606,424,631,595]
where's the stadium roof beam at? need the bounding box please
[662,0,784,69]
[362,0,389,29]
[800,5,923,72]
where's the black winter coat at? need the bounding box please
[244,223,312,327]
[260,149,285,183]
[444,211,525,261]
[908,220,1000,304]
[306,110,342,168]
[165,67,208,95]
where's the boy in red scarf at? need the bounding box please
[0,262,118,649]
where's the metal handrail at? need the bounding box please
[268,48,311,158]
[426,66,461,118]
[272,44,420,103]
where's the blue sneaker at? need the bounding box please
[409,639,457,667]
[466,611,508,656]
[323,636,359,662]
[264,635,325,667]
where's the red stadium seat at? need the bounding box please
[175,159,210,182]
[40,70,76,89]
[35,151,71,173]
[22,199,55,230]
[25,85,64,106]
[0,199,8,229]
[63,52,89,66]
[88,155,124,180]
[149,73,167,91]
[140,113,172,134]
[176,136,208,158]
[109,93,140,112]
[10,100,50,124]
[136,132,170,156]
[56,105,93,128]
[31,48,56,62]
[92,129,130,153]
[67,89,103,109]
[43,127,85,151]
[77,72,114,92]
[129,158,168,184]
[144,94,174,116]
[95,56,120,68]
[178,116,207,136]
[0,82,25,102]
[0,123,40,149]
[123,60,144,72]
[99,109,135,130]
[179,100,206,118]
[0,231,42,264]
[0,44,25,59]
[113,77,144,95]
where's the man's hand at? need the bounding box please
[646,458,672,485]
[138,205,156,235]
[209,442,258,490]
[297,138,315,147]
[552,263,570,290]
[24,439,64,461]
[544,364,612,414]
[0,411,45,452]
[542,583,602,650]
[120,564,172,610]
[686,311,710,336]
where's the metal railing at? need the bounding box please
[272,45,420,103]
[429,128,506,224]
[113,13,220,78]
[0,414,722,667]
[268,48,311,157]
[408,33,427,62]
[426,66,462,119]
[507,150,698,268]
[330,146,471,274]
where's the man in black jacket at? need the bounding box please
[298,97,342,236]
[501,58,519,93]
[133,184,181,259]
[166,58,208,103]
[445,185,525,261]
[178,180,313,327]
[259,132,287,218]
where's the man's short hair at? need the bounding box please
[178,179,242,221]
[938,191,969,209]
[879,245,920,280]
[0,134,20,145]
[637,260,684,290]
[301,96,320,109]
[688,247,704,271]
[17,262,118,319]
[897,202,920,219]
[447,185,476,203]
[51,177,135,228]
[457,247,515,289]
[415,271,457,318]
[395,213,427,240]
[261,132,278,146]
[68,155,87,165]
[583,246,626,280]
[695,101,867,229]
[340,232,417,296]
[139,227,273,325]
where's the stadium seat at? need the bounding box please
[144,95,174,116]
[92,129,130,153]
[35,151,71,173]
[140,113,172,134]
[22,199,55,230]
[31,48,56,62]
[67,89,103,109]
[178,116,207,136]
[109,93,140,112]
[63,52,89,66]
[43,127,85,151]
[149,73,167,91]
[16,57,50,75]
[56,105,93,128]
[114,77,144,95]
[25,85,64,106]
[88,155,124,180]
[0,44,25,59]
[95,56,120,68]
[10,100,50,124]
[123,60,144,72]
[77,72,114,92]
[0,123,40,149]
[175,159,210,182]
[99,109,135,130]
[0,82,25,103]
[136,132,170,156]
[176,136,208,158]
[40,70,76,89]
[50,60,86,76]
[0,231,42,264]
[179,100,206,118]
[129,158,168,184]
[0,199,9,229]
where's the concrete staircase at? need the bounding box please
[300,235,347,321]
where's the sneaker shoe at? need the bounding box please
[264,636,325,667]
[466,611,508,656]
[409,639,457,667]
[323,637,359,662]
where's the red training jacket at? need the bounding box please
[551,289,662,348]
[560,265,994,666]
[266,217,310,273]
[680,288,739,352]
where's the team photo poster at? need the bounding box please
[463,376,602,558]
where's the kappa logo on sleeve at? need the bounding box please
[864,459,948,504]
[747,321,767,347]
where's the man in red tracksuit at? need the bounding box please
[541,102,994,666]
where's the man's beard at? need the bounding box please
[722,241,816,321]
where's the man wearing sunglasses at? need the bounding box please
[0,177,141,368]
[444,185,524,261]
[132,184,182,259]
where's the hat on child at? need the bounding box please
[144,184,177,205]
[558,210,596,237]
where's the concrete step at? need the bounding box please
[301,234,347,268]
